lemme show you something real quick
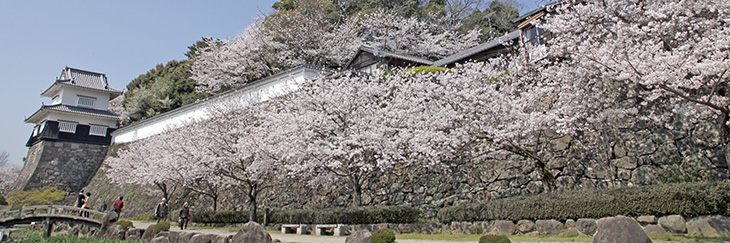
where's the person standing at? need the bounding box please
[77,190,87,216]
[82,192,91,217]
[112,196,124,219]
[179,202,190,230]
[154,198,168,223]
[75,189,86,207]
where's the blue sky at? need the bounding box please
[0,0,542,166]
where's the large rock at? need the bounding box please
[643,225,667,237]
[517,220,535,233]
[685,215,730,237]
[565,219,576,228]
[536,219,563,235]
[576,218,597,236]
[636,216,657,224]
[150,236,170,243]
[127,228,145,239]
[658,215,686,233]
[169,231,198,243]
[142,224,158,242]
[213,235,230,243]
[231,222,272,243]
[96,224,125,240]
[489,220,516,235]
[593,216,651,243]
[345,230,372,243]
[189,234,217,243]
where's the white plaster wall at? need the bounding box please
[112,67,325,144]
[59,86,111,111]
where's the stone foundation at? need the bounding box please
[11,140,108,193]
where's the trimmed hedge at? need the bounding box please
[191,210,262,224]
[269,205,421,224]
[192,205,420,224]
[438,181,730,223]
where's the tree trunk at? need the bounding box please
[348,174,362,206]
[535,159,557,192]
[248,185,258,222]
[212,195,218,211]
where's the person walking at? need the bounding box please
[179,202,190,230]
[154,198,168,223]
[112,196,124,219]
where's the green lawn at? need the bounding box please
[12,230,138,243]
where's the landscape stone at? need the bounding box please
[213,235,230,243]
[142,224,158,242]
[535,219,563,235]
[169,231,198,243]
[685,215,730,237]
[658,215,686,233]
[517,220,535,233]
[489,220,516,235]
[643,225,667,237]
[231,222,272,243]
[565,219,576,228]
[150,236,170,243]
[593,216,651,243]
[576,218,597,236]
[126,228,144,239]
[189,234,217,243]
[636,215,657,224]
[346,230,372,243]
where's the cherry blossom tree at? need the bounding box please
[277,69,473,206]
[192,0,480,92]
[541,0,730,139]
[106,134,181,203]
[193,102,290,221]
[0,164,21,196]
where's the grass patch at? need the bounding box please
[398,233,594,242]
[13,229,137,243]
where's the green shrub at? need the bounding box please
[438,181,730,223]
[114,220,134,231]
[370,229,396,243]
[479,234,511,243]
[153,221,170,234]
[6,186,64,207]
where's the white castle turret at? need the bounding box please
[13,67,122,192]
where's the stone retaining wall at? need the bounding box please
[11,140,108,193]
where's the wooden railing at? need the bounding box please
[0,205,105,224]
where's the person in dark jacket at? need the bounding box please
[154,198,168,223]
[179,202,190,230]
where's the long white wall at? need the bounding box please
[111,65,327,144]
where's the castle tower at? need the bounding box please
[12,67,122,192]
